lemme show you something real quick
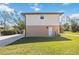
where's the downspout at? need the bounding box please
[24,15,26,37]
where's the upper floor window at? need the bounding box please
[40,16,44,19]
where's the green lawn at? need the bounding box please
[0,32,79,55]
[63,31,79,35]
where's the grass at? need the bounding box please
[63,31,79,35]
[0,32,79,54]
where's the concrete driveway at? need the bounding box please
[0,34,24,47]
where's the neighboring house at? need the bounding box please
[22,12,64,37]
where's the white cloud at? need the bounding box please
[34,7,40,11]
[69,14,79,19]
[62,3,70,5]
[31,3,40,11]
[31,6,40,11]
[0,3,14,12]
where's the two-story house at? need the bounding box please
[22,12,64,37]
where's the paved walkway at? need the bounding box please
[0,34,24,47]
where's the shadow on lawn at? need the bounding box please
[8,36,71,46]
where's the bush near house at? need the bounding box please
[1,30,16,36]
[12,20,25,34]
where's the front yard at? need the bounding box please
[0,32,79,55]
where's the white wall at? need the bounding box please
[25,14,61,26]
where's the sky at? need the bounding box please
[0,3,79,25]
[7,3,79,16]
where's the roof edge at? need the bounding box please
[21,12,64,15]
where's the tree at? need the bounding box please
[0,4,22,30]
[18,20,25,30]
[0,10,21,30]
[70,18,78,32]
[13,20,25,34]
[63,23,70,31]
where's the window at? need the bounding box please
[40,16,44,19]
[46,26,48,29]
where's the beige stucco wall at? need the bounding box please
[26,26,48,37]
[25,14,60,26]
[25,13,63,37]
[26,26,60,37]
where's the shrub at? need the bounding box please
[11,29,20,34]
[1,30,16,36]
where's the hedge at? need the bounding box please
[1,30,16,36]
